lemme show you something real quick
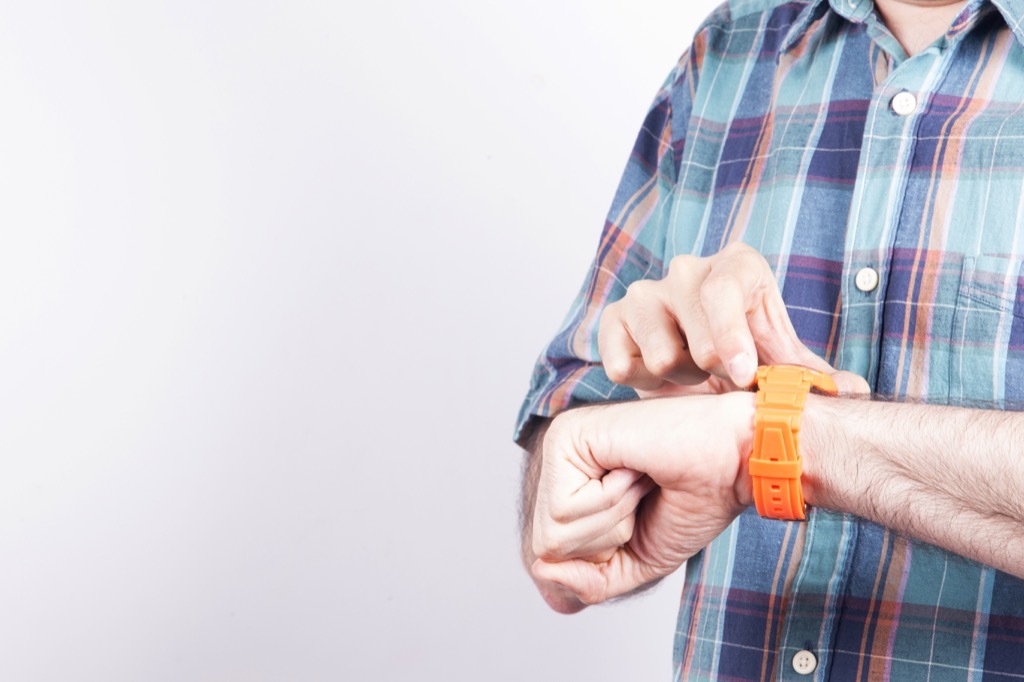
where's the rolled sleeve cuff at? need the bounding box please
[512,361,638,446]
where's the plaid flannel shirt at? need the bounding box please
[516,0,1024,678]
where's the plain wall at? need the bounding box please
[0,1,720,679]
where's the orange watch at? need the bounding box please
[749,365,837,521]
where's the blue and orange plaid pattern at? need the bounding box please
[516,0,1024,678]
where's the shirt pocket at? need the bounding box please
[949,256,1024,406]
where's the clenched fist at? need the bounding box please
[531,393,757,605]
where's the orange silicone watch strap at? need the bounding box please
[750,365,838,521]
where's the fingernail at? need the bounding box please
[729,353,756,387]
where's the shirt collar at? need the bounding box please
[990,0,1024,46]
[778,0,1024,55]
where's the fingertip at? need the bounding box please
[531,558,565,589]
[603,467,643,491]
[532,559,578,594]
[728,352,757,388]
[833,370,871,397]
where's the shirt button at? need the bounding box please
[793,650,818,675]
[891,91,917,116]
[855,266,880,292]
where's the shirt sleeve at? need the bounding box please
[513,48,699,446]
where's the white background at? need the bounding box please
[0,1,718,679]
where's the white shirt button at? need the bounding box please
[793,650,818,675]
[891,91,917,116]
[855,266,880,292]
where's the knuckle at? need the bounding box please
[547,500,573,525]
[731,245,772,276]
[718,243,771,279]
[542,417,565,453]
[547,409,577,437]
[542,413,577,457]
[699,276,728,308]
[623,278,657,301]
[645,346,682,377]
[720,241,756,258]
[537,531,571,561]
[603,354,636,385]
[667,254,698,279]
[599,300,621,325]
[751,249,770,268]
[742,253,772,280]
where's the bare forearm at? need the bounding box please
[802,395,1024,577]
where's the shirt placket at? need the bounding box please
[836,34,950,387]
[778,12,953,682]
[774,510,855,681]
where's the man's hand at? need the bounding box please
[527,244,869,610]
[598,243,866,394]
[531,393,756,605]
[531,461,655,565]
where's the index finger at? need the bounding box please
[695,248,767,386]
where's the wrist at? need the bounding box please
[727,391,757,511]
[743,367,845,520]
[799,393,842,510]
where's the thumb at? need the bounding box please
[756,336,869,397]
[790,344,836,376]
[764,342,870,397]
[752,299,835,379]
[830,370,870,397]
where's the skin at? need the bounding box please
[521,244,867,613]
[531,392,1024,606]
[523,244,1024,611]
[596,242,868,394]
[519,2,1003,614]
[874,0,970,56]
